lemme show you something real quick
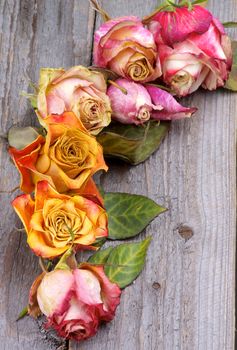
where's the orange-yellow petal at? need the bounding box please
[27,229,68,259]
[12,194,35,234]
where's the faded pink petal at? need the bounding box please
[49,299,99,341]
[189,23,227,61]
[83,265,121,322]
[46,93,65,115]
[148,5,213,45]
[74,269,103,306]
[107,78,153,124]
[93,16,141,65]
[146,85,197,120]
[37,270,74,317]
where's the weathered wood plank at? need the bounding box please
[70,1,236,350]
[0,1,94,349]
[0,1,236,350]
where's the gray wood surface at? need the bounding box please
[0,1,236,350]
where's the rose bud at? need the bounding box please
[29,265,121,341]
[12,181,108,258]
[93,16,161,83]
[107,78,197,124]
[37,66,111,135]
[146,5,232,96]
[9,112,107,193]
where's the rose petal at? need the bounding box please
[9,135,45,193]
[12,194,35,234]
[37,270,74,317]
[80,264,121,322]
[74,269,103,305]
[149,5,213,45]
[146,86,197,120]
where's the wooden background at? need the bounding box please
[0,1,236,349]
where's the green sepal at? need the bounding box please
[89,66,119,82]
[222,22,237,28]
[16,306,28,321]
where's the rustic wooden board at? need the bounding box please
[0,1,236,350]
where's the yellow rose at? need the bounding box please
[12,181,108,258]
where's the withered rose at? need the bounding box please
[29,265,121,341]
[12,181,108,258]
[107,78,197,124]
[37,66,111,134]
[146,5,232,96]
[93,16,161,83]
[9,112,108,193]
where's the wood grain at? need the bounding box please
[0,1,94,349]
[0,1,236,350]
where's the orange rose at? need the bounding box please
[12,181,108,258]
[9,112,108,193]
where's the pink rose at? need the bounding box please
[29,264,121,341]
[107,78,197,124]
[37,66,111,135]
[147,6,232,96]
[93,16,161,83]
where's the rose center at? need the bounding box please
[137,106,150,122]
[52,129,90,169]
[127,59,149,81]
[172,71,191,85]
[44,200,84,245]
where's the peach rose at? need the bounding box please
[12,181,108,258]
[93,16,161,83]
[9,112,108,193]
[37,66,111,135]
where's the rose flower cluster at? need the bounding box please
[8,0,234,344]
[10,108,122,340]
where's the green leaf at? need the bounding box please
[97,121,170,165]
[8,126,40,150]
[225,41,237,91]
[104,192,166,240]
[88,246,113,264]
[105,237,151,288]
[222,21,237,28]
[16,306,28,321]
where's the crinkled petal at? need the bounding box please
[79,264,121,322]
[12,194,35,234]
[146,85,197,120]
[37,270,74,317]
[149,5,213,45]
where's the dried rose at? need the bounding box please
[107,78,197,124]
[12,181,108,258]
[29,265,121,341]
[93,16,161,83]
[9,112,107,193]
[37,66,111,134]
[147,5,232,96]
